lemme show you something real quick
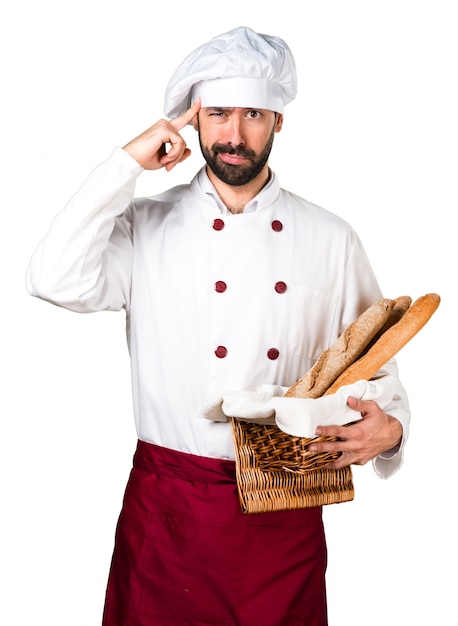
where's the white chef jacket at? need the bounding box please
[27,147,410,477]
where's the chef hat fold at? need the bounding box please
[164,26,297,118]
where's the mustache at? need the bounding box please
[212,143,256,159]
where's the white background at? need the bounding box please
[2,1,457,624]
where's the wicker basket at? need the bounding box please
[234,421,341,472]
[231,418,354,514]
[230,293,440,514]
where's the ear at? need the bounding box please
[192,113,200,131]
[274,113,284,133]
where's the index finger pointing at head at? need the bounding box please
[170,98,201,131]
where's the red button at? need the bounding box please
[267,348,280,360]
[214,281,227,293]
[275,281,287,294]
[215,346,228,358]
[271,220,283,232]
[213,218,225,231]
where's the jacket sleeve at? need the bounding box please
[369,361,411,479]
[26,147,143,313]
[339,233,411,479]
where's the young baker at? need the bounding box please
[27,26,409,626]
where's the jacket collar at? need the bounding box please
[192,166,281,214]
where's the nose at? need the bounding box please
[225,116,245,146]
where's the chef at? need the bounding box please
[27,26,410,626]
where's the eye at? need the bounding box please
[246,110,262,119]
[207,108,228,118]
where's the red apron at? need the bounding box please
[102,440,328,626]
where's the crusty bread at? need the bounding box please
[324,293,441,395]
[359,295,412,357]
[284,298,396,399]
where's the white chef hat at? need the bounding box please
[164,26,297,118]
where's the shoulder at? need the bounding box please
[279,187,356,235]
[129,182,194,216]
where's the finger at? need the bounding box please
[162,147,191,171]
[314,424,352,439]
[170,98,201,131]
[347,396,380,418]
[347,396,366,412]
[160,135,189,167]
[309,436,347,454]
[327,453,353,470]
[347,395,361,410]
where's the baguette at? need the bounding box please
[324,293,441,395]
[359,295,412,357]
[284,298,396,399]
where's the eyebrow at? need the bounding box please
[204,107,266,114]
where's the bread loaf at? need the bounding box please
[324,293,441,395]
[359,295,412,357]
[284,298,396,399]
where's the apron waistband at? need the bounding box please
[134,439,237,484]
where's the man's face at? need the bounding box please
[194,107,283,186]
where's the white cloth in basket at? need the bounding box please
[200,378,401,438]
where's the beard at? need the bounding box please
[198,125,276,187]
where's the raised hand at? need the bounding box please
[123,99,201,171]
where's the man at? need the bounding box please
[27,27,410,626]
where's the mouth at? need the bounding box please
[218,152,251,166]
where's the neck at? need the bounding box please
[206,165,270,214]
